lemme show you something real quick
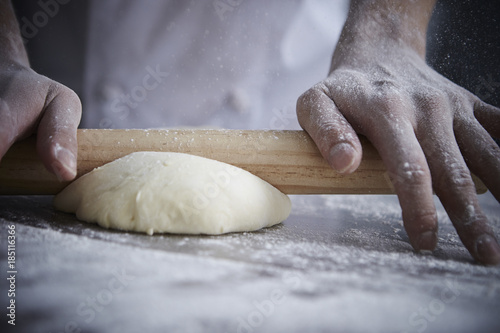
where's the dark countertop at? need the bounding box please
[1,193,499,333]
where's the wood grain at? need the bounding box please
[0,129,487,195]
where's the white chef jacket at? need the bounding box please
[16,0,347,129]
[80,0,348,129]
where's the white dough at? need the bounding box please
[54,152,291,235]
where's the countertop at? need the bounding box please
[1,193,499,333]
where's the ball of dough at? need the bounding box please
[54,152,291,235]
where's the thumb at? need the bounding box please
[36,84,82,181]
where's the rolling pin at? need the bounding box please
[0,129,486,195]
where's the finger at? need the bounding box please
[297,83,362,174]
[36,83,82,181]
[474,101,500,139]
[366,115,438,252]
[422,122,500,266]
[455,117,500,202]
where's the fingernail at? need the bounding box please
[417,231,437,251]
[329,143,356,173]
[475,234,500,266]
[53,146,77,181]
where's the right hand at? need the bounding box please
[0,61,82,180]
[296,0,500,265]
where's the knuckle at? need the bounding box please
[371,86,400,104]
[297,84,327,106]
[53,82,77,100]
[370,90,413,120]
[453,113,475,131]
[389,162,429,189]
[479,142,500,165]
[45,82,64,104]
[47,82,82,116]
[296,83,329,126]
[331,70,370,98]
[449,90,470,107]
[47,81,76,100]
[372,82,401,102]
[433,162,474,194]
[413,87,448,111]
[296,90,312,115]
[403,210,438,233]
[319,119,352,136]
[296,88,314,115]
[316,122,356,153]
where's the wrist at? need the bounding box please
[331,0,436,69]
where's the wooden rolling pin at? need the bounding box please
[0,129,486,195]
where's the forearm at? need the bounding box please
[331,0,436,69]
[0,0,29,66]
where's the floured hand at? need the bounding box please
[297,0,500,265]
[0,0,81,181]
[0,63,81,180]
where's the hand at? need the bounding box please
[297,0,500,265]
[0,61,81,181]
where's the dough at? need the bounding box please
[54,152,291,235]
